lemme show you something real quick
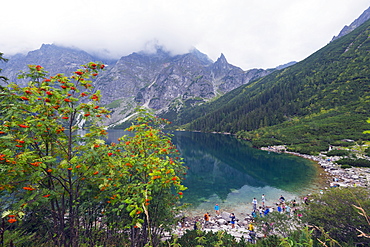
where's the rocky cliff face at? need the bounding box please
[0,45,279,126]
[0,44,102,86]
[332,6,370,41]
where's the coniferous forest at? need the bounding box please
[169,19,370,154]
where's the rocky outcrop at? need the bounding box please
[332,6,370,41]
[0,44,100,86]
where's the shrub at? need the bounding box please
[302,187,370,245]
[162,229,245,247]
[336,158,370,168]
[341,164,352,169]
[287,144,328,155]
[365,147,370,156]
[326,149,350,157]
[252,138,283,148]
[331,141,353,147]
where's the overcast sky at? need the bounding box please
[1,0,369,69]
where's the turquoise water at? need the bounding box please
[107,130,325,217]
[171,131,325,217]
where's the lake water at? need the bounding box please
[107,130,326,218]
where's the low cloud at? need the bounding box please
[1,0,369,69]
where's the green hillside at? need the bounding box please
[174,19,370,154]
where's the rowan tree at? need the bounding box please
[102,111,187,247]
[0,63,186,247]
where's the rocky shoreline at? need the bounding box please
[169,199,303,242]
[261,146,370,188]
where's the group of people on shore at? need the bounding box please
[175,194,309,243]
[199,194,305,230]
[250,194,297,218]
[178,194,308,232]
[201,205,256,243]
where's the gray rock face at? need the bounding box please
[332,6,370,41]
[0,44,98,86]
[95,49,279,125]
[0,45,278,126]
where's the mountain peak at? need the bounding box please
[216,53,227,63]
[189,48,213,65]
[40,43,52,49]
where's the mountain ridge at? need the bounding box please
[0,44,288,126]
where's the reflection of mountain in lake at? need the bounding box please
[182,150,263,203]
[172,131,318,206]
[105,130,319,209]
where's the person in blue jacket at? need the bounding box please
[229,213,236,228]
[214,204,220,216]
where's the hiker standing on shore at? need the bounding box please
[229,213,236,229]
[252,198,257,210]
[279,195,285,203]
[204,212,210,227]
[248,222,256,243]
[259,206,263,217]
[214,204,220,216]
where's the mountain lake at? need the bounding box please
[107,130,327,218]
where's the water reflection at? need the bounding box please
[171,131,322,215]
[107,130,323,215]
[106,129,131,143]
